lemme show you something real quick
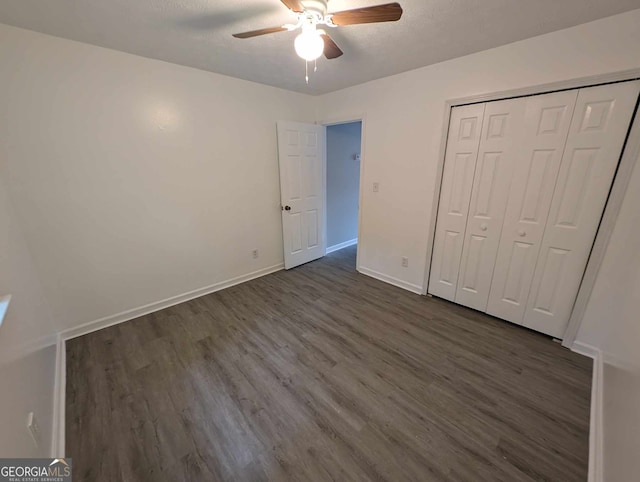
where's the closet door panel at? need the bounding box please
[429,104,485,300]
[487,90,579,323]
[455,99,525,310]
[523,81,640,337]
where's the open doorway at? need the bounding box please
[325,121,362,268]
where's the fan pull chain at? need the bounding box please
[305,61,309,84]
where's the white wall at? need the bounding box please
[576,147,640,481]
[0,172,57,457]
[0,24,315,332]
[326,122,361,248]
[314,9,640,292]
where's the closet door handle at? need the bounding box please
[480,223,488,231]
[518,229,526,237]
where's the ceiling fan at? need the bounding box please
[232,0,403,80]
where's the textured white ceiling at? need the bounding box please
[0,0,639,95]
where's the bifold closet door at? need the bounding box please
[428,103,485,300]
[431,80,640,339]
[487,90,579,323]
[522,81,640,338]
[454,98,526,311]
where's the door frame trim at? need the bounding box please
[318,114,366,272]
[422,68,640,346]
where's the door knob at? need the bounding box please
[518,229,526,237]
[480,223,488,231]
[284,205,291,211]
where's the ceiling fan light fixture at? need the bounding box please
[294,30,324,61]
[232,1,403,73]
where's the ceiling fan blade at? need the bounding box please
[329,3,403,26]
[280,0,305,13]
[232,26,288,39]
[322,34,343,59]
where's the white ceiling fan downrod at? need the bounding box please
[283,0,337,32]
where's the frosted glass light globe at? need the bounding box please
[294,31,324,61]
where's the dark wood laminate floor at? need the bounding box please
[66,245,592,482]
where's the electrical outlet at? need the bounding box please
[373,182,379,192]
[27,412,40,448]
[401,257,409,268]
[252,249,259,259]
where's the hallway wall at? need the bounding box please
[326,122,362,248]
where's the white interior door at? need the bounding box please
[428,103,485,300]
[487,90,579,323]
[455,98,525,311]
[277,121,326,270]
[522,81,640,337]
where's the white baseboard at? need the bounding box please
[571,342,603,482]
[589,347,604,482]
[51,334,66,458]
[326,238,358,254]
[357,266,423,294]
[572,341,600,359]
[59,263,284,340]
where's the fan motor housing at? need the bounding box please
[301,0,328,18]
